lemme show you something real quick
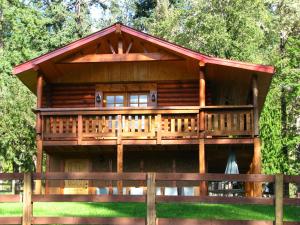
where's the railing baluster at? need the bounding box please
[191,117,195,133]
[144,116,149,133]
[177,117,182,133]
[227,113,232,132]
[164,117,169,133]
[240,112,244,131]
[220,113,225,131]
[78,115,82,144]
[156,114,161,144]
[138,116,142,133]
[171,117,175,133]
[246,112,251,131]
[124,116,129,133]
[213,114,218,131]
[112,116,116,135]
[207,114,212,131]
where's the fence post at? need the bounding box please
[22,173,32,225]
[147,172,156,225]
[275,173,283,225]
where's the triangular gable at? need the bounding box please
[13,23,274,75]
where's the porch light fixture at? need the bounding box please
[96,93,102,103]
[151,93,156,102]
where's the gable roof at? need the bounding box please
[13,23,275,75]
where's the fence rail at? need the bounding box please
[0,172,299,225]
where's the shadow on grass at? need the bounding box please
[0,202,299,222]
[33,202,146,218]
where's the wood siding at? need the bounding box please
[157,81,199,106]
[43,84,95,108]
[43,81,201,108]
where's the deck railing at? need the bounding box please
[0,172,299,225]
[38,106,254,144]
[204,106,254,137]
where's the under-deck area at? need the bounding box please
[45,144,254,195]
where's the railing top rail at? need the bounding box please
[35,106,201,115]
[203,105,254,110]
[35,105,254,115]
[32,172,147,180]
[155,173,274,182]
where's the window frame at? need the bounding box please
[128,92,149,107]
[103,93,126,108]
[103,92,149,108]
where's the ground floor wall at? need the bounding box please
[45,144,254,194]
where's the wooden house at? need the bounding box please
[13,23,275,196]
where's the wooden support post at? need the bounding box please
[275,174,284,225]
[34,138,43,194]
[252,75,259,136]
[36,73,43,135]
[22,173,32,225]
[245,163,254,197]
[108,159,113,195]
[252,137,262,197]
[36,73,43,108]
[45,154,50,195]
[147,173,156,225]
[199,68,205,135]
[35,72,43,194]
[199,139,207,196]
[117,115,122,145]
[117,144,123,195]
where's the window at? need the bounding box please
[105,94,124,107]
[129,94,148,107]
[103,93,149,107]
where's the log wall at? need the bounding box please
[43,84,95,108]
[43,81,201,108]
[157,82,199,106]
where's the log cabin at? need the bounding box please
[13,23,275,197]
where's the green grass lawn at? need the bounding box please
[0,202,299,221]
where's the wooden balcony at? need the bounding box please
[37,106,254,146]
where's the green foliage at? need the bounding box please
[0,0,43,172]
[0,0,97,172]
[133,0,300,175]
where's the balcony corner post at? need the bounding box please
[35,71,44,194]
[117,144,123,195]
[199,63,206,137]
[199,139,207,196]
[252,74,259,136]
